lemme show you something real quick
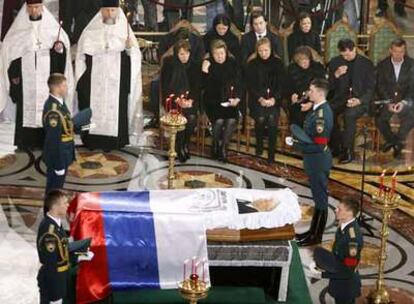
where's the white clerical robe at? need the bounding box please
[0,4,74,127]
[75,8,143,141]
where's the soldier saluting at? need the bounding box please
[37,189,94,304]
[286,78,334,246]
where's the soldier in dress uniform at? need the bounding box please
[286,78,333,246]
[42,74,75,196]
[37,189,93,304]
[312,197,363,304]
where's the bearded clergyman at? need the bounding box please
[0,0,73,150]
[75,0,143,152]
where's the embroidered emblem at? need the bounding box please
[49,118,58,128]
[46,240,56,253]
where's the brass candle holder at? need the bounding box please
[368,188,400,304]
[179,273,209,304]
[160,111,187,189]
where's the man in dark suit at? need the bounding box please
[328,39,375,164]
[312,196,363,304]
[42,74,75,196]
[286,78,333,246]
[376,38,414,158]
[240,10,283,64]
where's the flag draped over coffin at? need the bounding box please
[68,191,210,304]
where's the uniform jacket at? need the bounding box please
[42,95,75,170]
[323,220,364,300]
[37,215,70,301]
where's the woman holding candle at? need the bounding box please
[202,39,241,162]
[246,38,286,163]
[161,39,201,162]
[287,46,326,127]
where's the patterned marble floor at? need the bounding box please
[1,127,414,303]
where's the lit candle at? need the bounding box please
[230,86,234,99]
[202,258,206,282]
[379,169,386,196]
[394,91,398,102]
[185,91,189,99]
[391,170,398,195]
[191,257,196,275]
[349,87,353,99]
[266,88,270,99]
[165,97,170,112]
[183,259,189,280]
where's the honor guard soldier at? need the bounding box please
[37,190,94,304]
[312,197,363,304]
[42,74,75,198]
[286,78,333,246]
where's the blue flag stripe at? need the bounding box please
[100,192,161,290]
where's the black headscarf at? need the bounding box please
[204,14,240,59]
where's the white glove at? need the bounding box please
[308,261,322,279]
[78,251,94,262]
[54,169,65,176]
[50,299,63,304]
[285,136,294,146]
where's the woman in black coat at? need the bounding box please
[160,39,201,162]
[287,46,326,126]
[287,12,321,61]
[246,38,286,163]
[202,39,242,162]
[203,14,240,61]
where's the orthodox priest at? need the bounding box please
[0,0,74,150]
[75,0,142,151]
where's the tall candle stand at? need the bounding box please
[368,173,400,304]
[160,110,187,189]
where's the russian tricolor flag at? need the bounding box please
[69,192,209,304]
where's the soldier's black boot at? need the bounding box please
[297,209,328,246]
[339,148,353,164]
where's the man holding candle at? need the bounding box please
[311,197,363,304]
[328,39,375,164]
[286,78,333,246]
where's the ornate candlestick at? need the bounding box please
[179,273,209,304]
[160,109,187,189]
[368,171,400,304]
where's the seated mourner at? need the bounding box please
[375,38,414,158]
[246,38,286,163]
[327,39,375,164]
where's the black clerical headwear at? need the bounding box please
[102,0,120,7]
